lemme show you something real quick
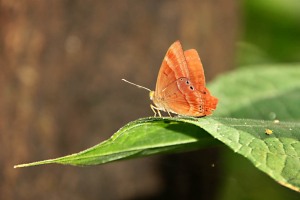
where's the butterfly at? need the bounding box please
[123,40,218,117]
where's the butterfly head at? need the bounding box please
[149,91,155,100]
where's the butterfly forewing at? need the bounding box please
[155,41,189,95]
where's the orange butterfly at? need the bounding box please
[123,40,218,117]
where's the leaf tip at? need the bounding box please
[14,163,34,168]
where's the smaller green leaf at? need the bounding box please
[14,117,219,167]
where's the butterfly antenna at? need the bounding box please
[122,79,151,92]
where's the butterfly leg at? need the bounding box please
[150,104,162,117]
[166,110,172,117]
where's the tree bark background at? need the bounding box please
[0,1,238,199]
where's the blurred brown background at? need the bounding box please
[0,0,238,199]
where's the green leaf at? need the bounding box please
[15,65,300,192]
[15,117,300,192]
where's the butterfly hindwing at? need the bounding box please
[184,49,218,115]
[161,78,205,116]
